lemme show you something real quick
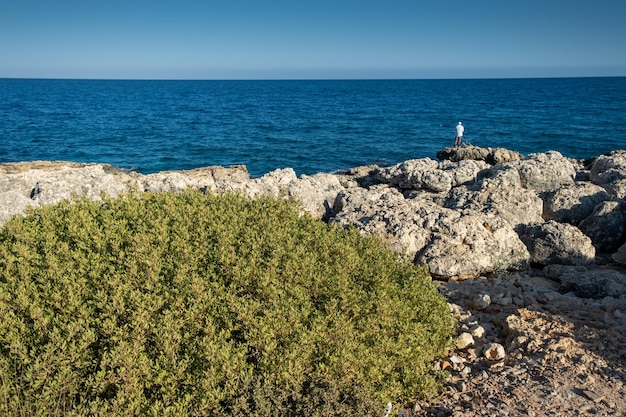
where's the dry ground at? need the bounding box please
[409,268,626,417]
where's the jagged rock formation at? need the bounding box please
[1,147,625,290]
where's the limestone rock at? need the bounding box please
[331,185,424,254]
[483,343,506,361]
[544,265,626,298]
[3,148,625,282]
[439,159,490,187]
[436,146,521,165]
[517,221,596,266]
[377,158,452,192]
[413,211,530,279]
[608,179,626,200]
[336,164,382,188]
[470,294,491,310]
[486,147,523,165]
[469,324,486,339]
[542,264,589,279]
[284,173,345,219]
[436,146,490,163]
[143,165,250,193]
[541,182,611,225]
[0,162,140,225]
[333,186,530,279]
[590,150,626,198]
[444,165,544,227]
[143,171,207,193]
[578,200,626,253]
[510,151,576,193]
[239,169,343,219]
[248,167,300,197]
[456,332,475,350]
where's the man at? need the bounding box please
[455,122,464,146]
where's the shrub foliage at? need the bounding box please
[0,190,455,416]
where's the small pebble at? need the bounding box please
[470,293,491,310]
[450,355,464,364]
[483,343,506,361]
[456,332,475,349]
[469,324,485,338]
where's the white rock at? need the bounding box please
[456,332,475,350]
[469,324,486,339]
[449,355,465,364]
[444,164,544,227]
[377,158,452,192]
[511,151,576,193]
[483,343,506,361]
[590,150,626,198]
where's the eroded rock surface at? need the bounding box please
[2,147,625,281]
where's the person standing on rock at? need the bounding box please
[455,122,464,146]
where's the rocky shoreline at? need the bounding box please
[3,147,625,284]
[1,146,625,415]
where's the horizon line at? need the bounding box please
[2,74,626,82]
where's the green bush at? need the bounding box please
[0,190,455,416]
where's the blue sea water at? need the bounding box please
[1,77,625,177]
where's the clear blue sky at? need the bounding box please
[2,0,625,80]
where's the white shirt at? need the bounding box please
[456,123,464,137]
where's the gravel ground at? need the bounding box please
[406,268,626,417]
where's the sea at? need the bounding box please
[1,77,625,178]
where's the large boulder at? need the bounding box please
[509,151,576,193]
[544,265,626,299]
[560,269,626,298]
[541,182,611,225]
[240,168,300,198]
[578,200,626,253]
[336,164,382,188]
[436,146,521,165]
[436,146,490,163]
[332,186,530,279]
[517,221,596,266]
[487,148,523,165]
[332,185,431,255]
[590,150,626,198]
[413,211,530,279]
[444,165,544,227]
[439,159,490,187]
[377,158,452,192]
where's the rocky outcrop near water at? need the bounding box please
[1,147,625,294]
[3,147,626,415]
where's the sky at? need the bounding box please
[1,0,626,80]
